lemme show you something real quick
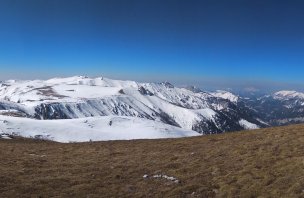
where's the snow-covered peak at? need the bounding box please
[45,76,138,87]
[0,75,264,140]
[0,76,139,104]
[273,90,304,100]
[210,90,239,103]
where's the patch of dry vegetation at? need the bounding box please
[1,124,304,197]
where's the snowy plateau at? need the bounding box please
[0,76,303,142]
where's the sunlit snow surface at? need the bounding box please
[273,90,304,100]
[0,76,223,130]
[0,76,262,142]
[239,119,259,130]
[0,115,200,143]
[210,90,239,103]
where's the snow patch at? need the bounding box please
[143,174,180,183]
[239,119,259,130]
[211,90,239,103]
[0,134,11,139]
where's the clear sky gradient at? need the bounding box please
[0,0,304,90]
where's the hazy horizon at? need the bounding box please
[1,0,304,92]
[1,73,304,93]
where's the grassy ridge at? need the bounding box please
[1,124,304,197]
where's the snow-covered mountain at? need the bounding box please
[210,90,239,103]
[242,90,304,126]
[0,76,265,142]
[273,90,304,100]
[0,115,199,142]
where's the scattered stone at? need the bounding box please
[146,173,180,183]
[29,154,47,157]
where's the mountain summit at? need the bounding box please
[0,76,268,142]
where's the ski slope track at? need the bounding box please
[0,76,266,142]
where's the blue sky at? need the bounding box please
[0,0,304,90]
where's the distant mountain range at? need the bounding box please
[0,76,303,142]
[242,90,304,126]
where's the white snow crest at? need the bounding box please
[273,90,304,100]
[210,90,239,103]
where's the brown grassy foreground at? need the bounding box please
[1,125,304,197]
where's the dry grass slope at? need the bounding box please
[1,124,304,197]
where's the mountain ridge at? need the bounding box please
[0,76,303,142]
